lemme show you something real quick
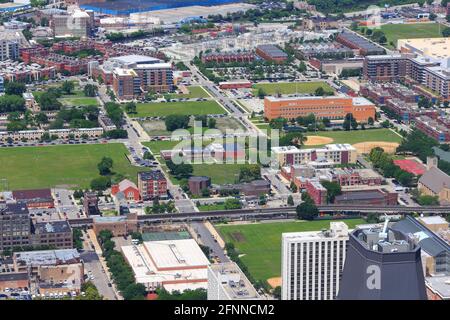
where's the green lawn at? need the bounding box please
[216,219,364,282]
[59,96,98,107]
[308,129,402,146]
[131,101,226,117]
[198,203,226,211]
[167,86,210,99]
[0,144,147,189]
[379,23,445,48]
[252,81,334,96]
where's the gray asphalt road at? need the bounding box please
[190,222,228,263]
[80,251,116,300]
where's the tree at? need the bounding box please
[208,118,216,129]
[365,213,378,223]
[83,84,98,97]
[90,176,111,191]
[22,29,33,40]
[296,193,318,221]
[269,117,287,129]
[103,129,128,139]
[61,81,75,94]
[224,198,242,210]
[343,113,357,131]
[273,286,282,300]
[143,151,154,160]
[201,188,210,197]
[166,160,193,179]
[257,87,267,99]
[320,180,342,203]
[165,114,190,131]
[287,195,294,206]
[417,194,439,206]
[5,82,26,96]
[442,27,450,38]
[124,102,137,114]
[280,132,306,147]
[77,282,103,300]
[122,283,146,300]
[238,164,261,182]
[315,87,325,96]
[97,157,113,175]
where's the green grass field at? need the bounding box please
[379,23,445,48]
[167,86,210,99]
[216,219,364,282]
[131,101,226,117]
[198,203,226,211]
[252,81,334,96]
[308,128,402,146]
[59,96,99,107]
[0,144,146,189]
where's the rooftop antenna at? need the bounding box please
[379,214,390,240]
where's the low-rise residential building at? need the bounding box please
[271,144,357,167]
[111,179,140,202]
[415,116,450,143]
[201,51,255,64]
[137,171,168,200]
[0,127,104,143]
[0,60,56,82]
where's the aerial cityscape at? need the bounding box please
[0,0,449,305]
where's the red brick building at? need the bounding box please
[256,44,288,64]
[334,189,398,206]
[111,179,141,201]
[137,171,168,200]
[305,179,327,205]
[201,51,255,64]
[0,273,29,291]
[219,80,252,89]
[12,189,54,208]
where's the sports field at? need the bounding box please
[131,101,226,117]
[216,219,364,283]
[379,23,445,48]
[0,144,145,189]
[307,128,402,146]
[252,81,334,96]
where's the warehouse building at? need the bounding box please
[122,239,209,293]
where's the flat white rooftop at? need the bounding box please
[122,239,209,293]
